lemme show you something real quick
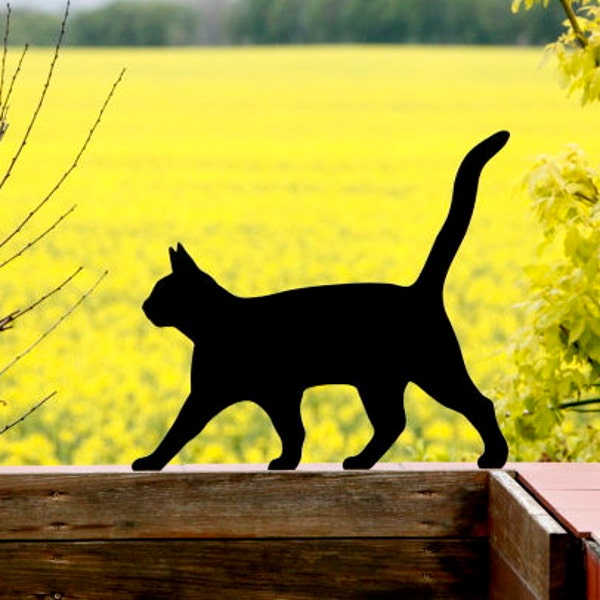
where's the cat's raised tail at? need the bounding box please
[415,130,509,294]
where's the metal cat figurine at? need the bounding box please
[132,131,510,471]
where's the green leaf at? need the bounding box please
[568,317,586,344]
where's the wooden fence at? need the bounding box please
[0,464,591,598]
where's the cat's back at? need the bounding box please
[257,282,408,308]
[243,282,414,332]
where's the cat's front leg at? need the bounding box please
[132,454,167,471]
[132,391,224,471]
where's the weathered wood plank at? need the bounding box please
[511,463,600,484]
[0,463,485,474]
[585,540,600,600]
[514,464,600,541]
[0,538,489,599]
[489,471,578,600]
[0,469,488,541]
[489,545,539,600]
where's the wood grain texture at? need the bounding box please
[515,465,600,540]
[489,471,579,600]
[1,465,592,598]
[0,468,488,541]
[585,541,600,600]
[0,539,489,599]
[489,545,538,600]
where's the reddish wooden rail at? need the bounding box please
[514,463,600,600]
[0,463,596,599]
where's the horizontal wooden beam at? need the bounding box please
[0,539,489,599]
[0,467,488,541]
[0,465,587,598]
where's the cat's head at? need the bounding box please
[142,243,220,331]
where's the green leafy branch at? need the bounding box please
[502,146,600,439]
[513,0,600,104]
[498,2,600,458]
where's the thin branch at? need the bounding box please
[0,269,108,379]
[13,266,82,320]
[52,66,126,181]
[558,397,600,409]
[559,0,589,47]
[0,309,17,331]
[0,43,29,127]
[0,204,76,270]
[0,2,10,108]
[0,265,83,333]
[0,0,70,192]
[0,390,56,435]
[0,67,125,253]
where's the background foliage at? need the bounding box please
[1,43,599,465]
[9,0,565,47]
[495,0,600,460]
[2,1,600,465]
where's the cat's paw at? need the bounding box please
[268,456,300,470]
[477,444,508,469]
[131,456,165,471]
[342,455,373,470]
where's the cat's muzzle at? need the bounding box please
[142,299,161,325]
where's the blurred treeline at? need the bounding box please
[10,0,563,47]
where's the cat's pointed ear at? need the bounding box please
[176,243,191,261]
[170,243,200,274]
[169,246,178,271]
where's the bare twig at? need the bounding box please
[0,269,108,378]
[0,204,76,269]
[0,391,56,435]
[0,2,122,438]
[0,43,28,127]
[0,309,17,331]
[13,266,82,319]
[0,0,70,191]
[0,265,83,333]
[49,66,126,185]
[0,2,10,108]
[0,67,125,253]
[0,4,12,142]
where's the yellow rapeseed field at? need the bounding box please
[1,46,598,466]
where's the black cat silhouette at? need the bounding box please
[132,131,510,472]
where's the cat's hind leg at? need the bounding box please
[262,393,305,470]
[414,369,508,469]
[343,381,408,470]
